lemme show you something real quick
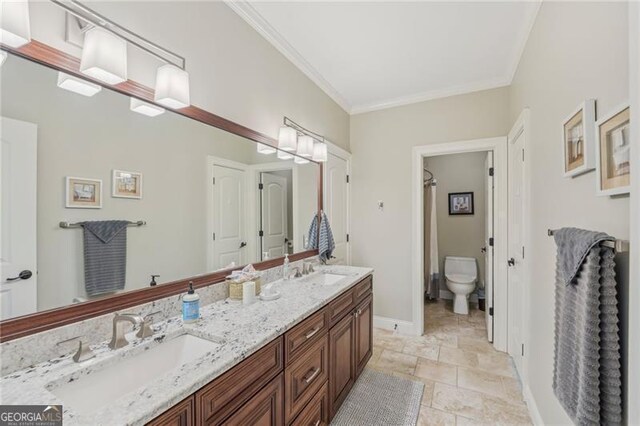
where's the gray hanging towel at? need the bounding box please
[307,211,335,263]
[81,220,129,297]
[552,227,622,425]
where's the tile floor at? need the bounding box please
[369,300,532,426]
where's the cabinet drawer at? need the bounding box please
[220,374,284,426]
[285,335,329,422]
[353,276,372,304]
[285,309,328,365]
[197,337,283,424]
[327,290,354,326]
[147,396,194,426]
[290,382,329,426]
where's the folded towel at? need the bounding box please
[307,211,335,263]
[552,227,621,425]
[81,220,129,297]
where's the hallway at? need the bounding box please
[370,301,531,425]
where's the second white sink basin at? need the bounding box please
[49,334,222,415]
[314,273,346,286]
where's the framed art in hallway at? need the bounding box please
[65,177,102,208]
[112,169,143,199]
[448,192,474,215]
[562,99,596,177]
[595,104,630,196]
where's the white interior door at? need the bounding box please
[508,128,526,374]
[260,172,288,259]
[325,152,350,264]
[211,164,246,270]
[484,151,494,341]
[1,116,38,320]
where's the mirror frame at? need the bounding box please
[0,41,322,342]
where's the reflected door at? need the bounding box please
[260,172,288,259]
[484,151,494,342]
[212,165,246,270]
[325,153,349,264]
[1,117,38,320]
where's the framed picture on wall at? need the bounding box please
[595,104,630,196]
[562,99,596,177]
[112,170,143,199]
[66,177,102,208]
[448,192,474,215]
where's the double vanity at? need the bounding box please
[1,266,373,425]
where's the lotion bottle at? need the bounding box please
[282,253,290,280]
[182,282,200,323]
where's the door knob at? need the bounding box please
[6,270,33,281]
[507,258,515,267]
[239,242,247,249]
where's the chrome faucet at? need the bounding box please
[288,267,303,279]
[109,313,144,349]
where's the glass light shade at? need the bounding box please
[257,143,276,155]
[294,156,309,164]
[57,72,102,97]
[0,51,7,67]
[312,142,328,162]
[154,64,190,109]
[80,27,127,85]
[296,135,314,158]
[277,150,293,160]
[0,0,31,47]
[278,126,297,151]
[130,98,165,117]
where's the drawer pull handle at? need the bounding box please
[356,309,362,316]
[305,326,321,339]
[304,367,321,384]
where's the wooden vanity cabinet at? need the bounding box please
[354,294,373,377]
[147,395,195,426]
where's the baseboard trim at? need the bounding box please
[523,384,544,426]
[373,315,417,335]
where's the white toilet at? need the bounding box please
[444,256,477,315]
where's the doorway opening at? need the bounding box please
[259,170,293,260]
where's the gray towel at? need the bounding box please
[307,211,335,263]
[81,220,129,297]
[552,228,621,425]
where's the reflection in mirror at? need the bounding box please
[0,53,319,321]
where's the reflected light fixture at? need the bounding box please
[57,72,102,97]
[154,64,190,109]
[257,143,276,155]
[278,126,297,151]
[80,27,127,85]
[294,156,309,165]
[312,142,328,162]
[296,135,314,158]
[0,0,31,47]
[277,150,294,160]
[0,51,7,67]
[130,98,165,117]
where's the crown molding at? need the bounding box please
[224,0,352,113]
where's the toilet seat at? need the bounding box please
[444,273,475,285]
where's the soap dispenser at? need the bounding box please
[282,253,290,280]
[149,274,160,286]
[182,281,200,323]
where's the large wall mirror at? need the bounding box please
[0,51,320,325]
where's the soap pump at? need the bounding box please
[149,274,160,286]
[282,253,290,280]
[182,281,200,323]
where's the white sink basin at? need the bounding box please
[314,273,346,286]
[49,334,222,415]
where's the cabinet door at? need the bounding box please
[221,374,284,426]
[328,312,355,418]
[354,295,373,377]
[147,396,194,426]
[290,383,329,426]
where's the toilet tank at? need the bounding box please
[444,256,477,279]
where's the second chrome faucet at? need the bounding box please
[109,312,155,349]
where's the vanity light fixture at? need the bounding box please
[257,143,277,155]
[80,27,128,85]
[294,156,310,165]
[57,72,102,97]
[130,98,165,117]
[296,135,314,158]
[312,142,328,163]
[0,51,7,67]
[0,0,31,48]
[277,150,294,160]
[154,64,190,109]
[278,126,298,152]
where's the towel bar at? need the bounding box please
[547,229,629,253]
[59,220,146,229]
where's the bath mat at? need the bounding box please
[331,368,424,426]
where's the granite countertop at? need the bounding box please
[0,265,373,425]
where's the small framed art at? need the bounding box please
[563,99,596,177]
[66,177,102,208]
[448,192,474,215]
[112,170,143,199]
[595,104,630,196]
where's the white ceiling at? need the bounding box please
[226,1,541,114]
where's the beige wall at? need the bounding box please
[350,87,510,322]
[27,1,350,151]
[509,2,629,424]
[425,152,487,292]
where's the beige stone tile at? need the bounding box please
[455,415,484,425]
[414,358,457,385]
[438,346,479,369]
[501,376,524,403]
[476,352,516,378]
[419,332,459,348]
[392,372,436,407]
[374,349,418,375]
[370,345,382,364]
[481,393,532,425]
[457,368,506,398]
[373,332,406,351]
[402,340,440,361]
[458,336,498,355]
[417,406,456,426]
[432,382,485,420]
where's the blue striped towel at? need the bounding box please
[307,211,335,263]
